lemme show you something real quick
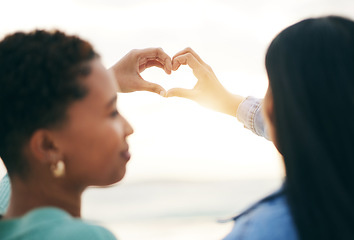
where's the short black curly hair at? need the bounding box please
[0,30,98,177]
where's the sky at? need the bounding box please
[1,0,354,182]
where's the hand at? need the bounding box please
[110,48,172,96]
[166,48,244,116]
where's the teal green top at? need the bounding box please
[0,207,117,240]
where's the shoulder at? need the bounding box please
[0,207,117,240]
[223,188,299,240]
[50,219,116,240]
[37,208,117,240]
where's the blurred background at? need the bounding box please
[1,0,354,239]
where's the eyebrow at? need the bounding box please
[106,94,117,108]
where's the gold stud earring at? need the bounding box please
[50,160,65,178]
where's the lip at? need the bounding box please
[121,149,131,162]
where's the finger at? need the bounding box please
[166,88,196,100]
[137,48,172,74]
[138,78,166,96]
[164,57,172,74]
[172,53,208,80]
[139,60,164,72]
[172,47,207,70]
[172,57,182,71]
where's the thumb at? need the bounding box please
[166,88,196,100]
[140,80,166,97]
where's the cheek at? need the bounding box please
[62,122,125,185]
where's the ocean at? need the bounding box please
[82,178,282,240]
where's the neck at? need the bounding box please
[4,174,84,219]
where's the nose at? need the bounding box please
[123,116,134,137]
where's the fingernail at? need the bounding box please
[160,90,166,97]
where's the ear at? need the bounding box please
[264,87,275,126]
[263,87,280,148]
[28,130,61,165]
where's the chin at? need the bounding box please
[109,168,127,185]
[114,172,126,183]
[92,168,126,187]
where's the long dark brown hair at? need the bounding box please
[266,16,354,239]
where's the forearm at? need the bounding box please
[203,89,269,140]
[217,91,245,117]
[236,96,270,140]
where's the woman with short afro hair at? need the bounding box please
[0,29,172,240]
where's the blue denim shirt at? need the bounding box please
[222,185,298,240]
[236,96,269,140]
[228,96,299,239]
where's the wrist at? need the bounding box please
[220,92,245,117]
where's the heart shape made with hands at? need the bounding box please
[130,48,232,114]
[125,48,207,97]
[116,48,211,100]
[141,65,197,96]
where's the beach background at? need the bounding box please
[1,0,354,239]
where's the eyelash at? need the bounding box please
[111,109,119,118]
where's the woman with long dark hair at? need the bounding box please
[166,16,354,239]
[265,16,354,239]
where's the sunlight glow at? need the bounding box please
[2,1,353,239]
[1,0,353,183]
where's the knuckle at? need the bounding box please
[129,49,139,57]
[185,52,193,59]
[196,68,208,78]
[155,48,163,56]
